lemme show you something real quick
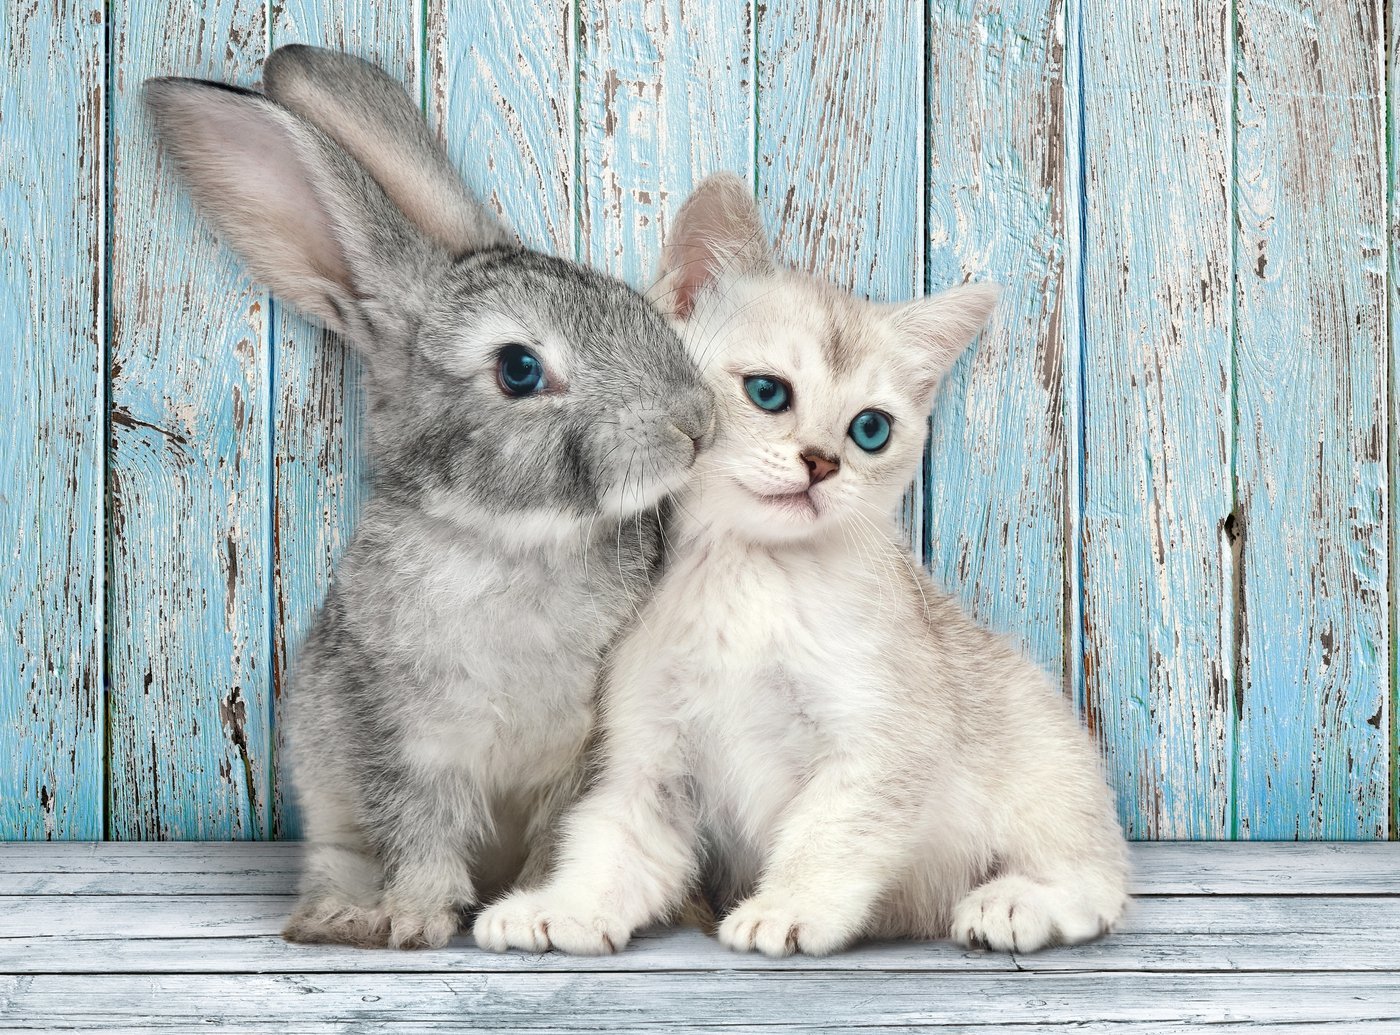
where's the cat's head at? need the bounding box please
[652,173,999,545]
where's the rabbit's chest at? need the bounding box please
[385,547,637,780]
[423,553,616,691]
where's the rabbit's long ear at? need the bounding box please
[145,77,436,346]
[652,172,774,320]
[263,45,511,255]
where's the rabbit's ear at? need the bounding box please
[263,45,511,256]
[145,77,433,346]
[652,172,774,320]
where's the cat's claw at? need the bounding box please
[951,874,1123,953]
[474,892,631,955]
[717,893,854,957]
[474,892,552,953]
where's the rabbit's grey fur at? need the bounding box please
[145,46,712,949]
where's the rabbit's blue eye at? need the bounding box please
[849,410,891,452]
[497,345,546,396]
[744,375,790,413]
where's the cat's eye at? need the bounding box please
[849,410,892,452]
[744,375,791,413]
[497,344,546,396]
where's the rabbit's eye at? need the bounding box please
[743,375,790,413]
[497,345,546,396]
[849,409,892,452]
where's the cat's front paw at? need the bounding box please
[474,891,632,956]
[951,874,1123,953]
[717,892,856,957]
[282,896,389,948]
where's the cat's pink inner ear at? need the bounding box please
[654,172,773,320]
[658,236,720,320]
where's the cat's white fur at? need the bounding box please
[475,173,1129,957]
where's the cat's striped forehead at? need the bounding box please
[808,279,886,377]
[708,270,896,394]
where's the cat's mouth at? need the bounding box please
[741,483,820,519]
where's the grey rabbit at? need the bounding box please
[145,45,713,949]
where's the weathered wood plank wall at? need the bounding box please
[0,0,105,839]
[0,0,1393,840]
[1077,0,1236,840]
[1390,0,1400,842]
[924,0,1069,706]
[107,2,273,839]
[1233,0,1388,839]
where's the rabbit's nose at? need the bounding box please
[672,398,716,457]
[695,406,717,448]
[671,422,703,460]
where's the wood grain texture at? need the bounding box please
[2,1,1398,844]
[265,4,417,840]
[0,0,105,838]
[1123,840,1400,894]
[922,0,1069,681]
[5,894,1397,975]
[755,0,921,299]
[576,0,751,287]
[1061,0,1088,724]
[2,972,1397,1031]
[1391,0,1400,841]
[1077,0,1236,839]
[427,0,573,256]
[0,897,1013,973]
[2,842,1396,1031]
[106,3,272,838]
[6,840,1396,896]
[755,0,925,549]
[1234,1,1389,839]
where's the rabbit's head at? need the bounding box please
[145,47,713,535]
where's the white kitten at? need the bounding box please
[475,173,1129,957]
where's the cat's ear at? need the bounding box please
[652,172,775,320]
[887,282,1002,400]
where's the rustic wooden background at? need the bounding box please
[1,0,1394,841]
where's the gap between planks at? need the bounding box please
[3,841,1396,895]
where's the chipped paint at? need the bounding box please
[0,0,104,840]
[1234,0,1388,839]
[2,0,1394,841]
[105,0,272,840]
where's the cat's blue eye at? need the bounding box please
[849,410,892,452]
[497,344,546,396]
[744,375,791,413]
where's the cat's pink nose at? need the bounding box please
[802,452,839,485]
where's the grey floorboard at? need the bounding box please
[0,842,1395,1031]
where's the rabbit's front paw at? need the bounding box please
[717,891,856,957]
[283,896,390,948]
[474,891,632,955]
[951,874,1123,953]
[378,899,463,950]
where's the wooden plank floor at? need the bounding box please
[0,843,1396,1032]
